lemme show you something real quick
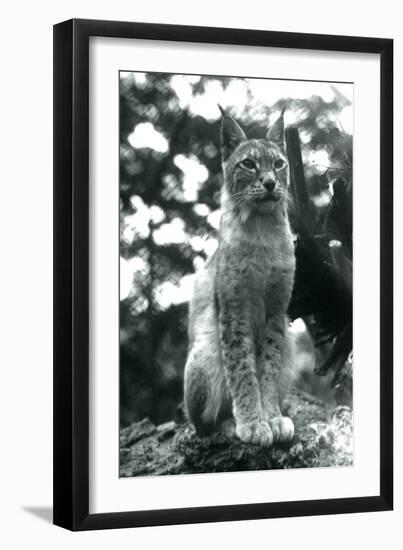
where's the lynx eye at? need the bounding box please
[239,158,256,171]
[273,158,287,171]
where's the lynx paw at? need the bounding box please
[269,416,294,442]
[236,420,273,447]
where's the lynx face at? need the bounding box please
[220,110,289,216]
[228,140,288,213]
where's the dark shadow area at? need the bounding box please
[22,506,53,524]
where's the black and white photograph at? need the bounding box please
[119,72,354,477]
[0,1,397,542]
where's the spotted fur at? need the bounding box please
[184,110,296,447]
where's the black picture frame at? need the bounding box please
[53,18,393,531]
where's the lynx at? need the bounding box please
[184,107,296,447]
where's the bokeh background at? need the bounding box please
[119,72,353,428]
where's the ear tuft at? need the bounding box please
[266,108,286,150]
[220,111,246,162]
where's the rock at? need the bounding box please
[119,389,353,477]
[120,417,156,448]
[157,420,177,441]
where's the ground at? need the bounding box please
[120,388,352,477]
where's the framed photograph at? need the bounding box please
[53,19,393,530]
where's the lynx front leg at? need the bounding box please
[258,316,294,443]
[219,306,273,447]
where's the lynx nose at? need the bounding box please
[262,178,276,193]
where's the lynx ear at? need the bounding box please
[266,110,285,150]
[219,106,246,162]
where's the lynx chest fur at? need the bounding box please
[216,220,295,320]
